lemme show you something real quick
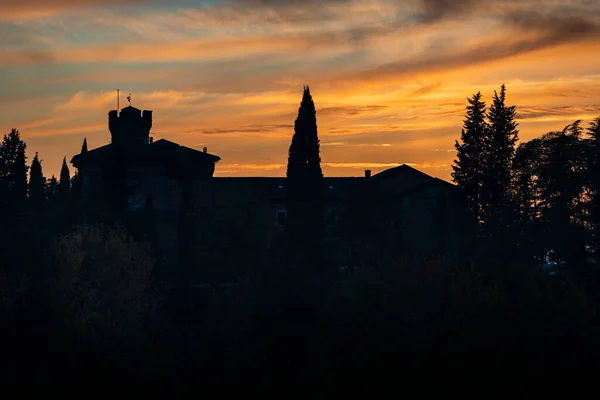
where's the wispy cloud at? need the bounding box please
[2,0,600,180]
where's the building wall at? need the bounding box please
[77,152,464,270]
[399,184,463,255]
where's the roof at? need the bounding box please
[70,139,221,167]
[151,139,221,163]
[370,164,434,181]
[70,144,111,165]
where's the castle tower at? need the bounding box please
[108,105,152,148]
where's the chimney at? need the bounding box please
[203,147,208,153]
[365,169,371,178]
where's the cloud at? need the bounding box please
[411,82,442,97]
[0,0,160,20]
[319,105,389,117]
[322,142,393,147]
[3,0,600,182]
[1,35,307,65]
[343,13,600,86]
[517,105,600,121]
[418,0,478,22]
[185,124,293,136]
[323,162,404,169]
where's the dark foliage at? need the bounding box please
[481,84,519,222]
[59,156,70,194]
[0,129,28,208]
[29,152,46,207]
[452,92,487,222]
[587,117,600,252]
[4,97,600,394]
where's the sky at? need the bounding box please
[1,0,600,181]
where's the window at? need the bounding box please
[194,180,201,193]
[167,179,178,192]
[276,210,287,226]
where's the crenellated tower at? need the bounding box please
[108,105,152,148]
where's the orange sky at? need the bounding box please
[1,0,600,182]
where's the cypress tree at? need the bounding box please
[0,129,28,273]
[0,129,28,204]
[482,84,519,219]
[59,156,70,194]
[29,152,46,205]
[286,85,323,196]
[285,85,325,274]
[81,137,88,154]
[451,92,488,222]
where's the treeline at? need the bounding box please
[1,86,599,394]
[453,85,600,293]
[0,131,163,386]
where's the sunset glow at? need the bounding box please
[2,0,600,181]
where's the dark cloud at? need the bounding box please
[506,11,600,36]
[419,0,478,22]
[346,11,600,84]
[222,0,349,6]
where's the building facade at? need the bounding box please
[71,105,464,272]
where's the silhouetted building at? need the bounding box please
[71,104,463,272]
[71,105,220,265]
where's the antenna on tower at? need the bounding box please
[117,89,120,112]
[127,93,132,107]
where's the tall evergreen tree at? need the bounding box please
[81,137,88,154]
[482,84,519,219]
[0,129,28,209]
[287,85,323,195]
[0,129,28,276]
[452,92,488,222]
[59,156,70,194]
[29,152,46,205]
[285,85,325,274]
